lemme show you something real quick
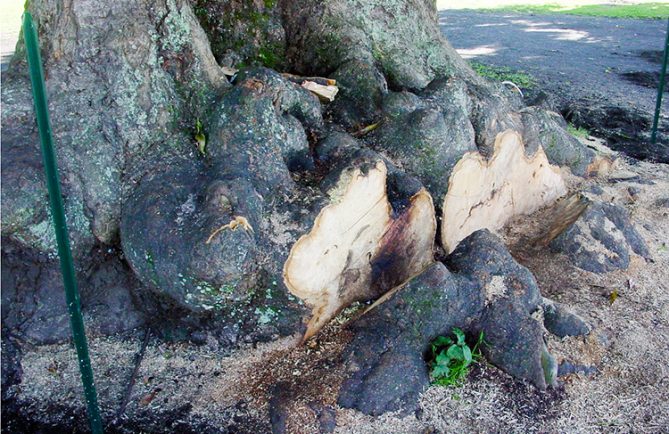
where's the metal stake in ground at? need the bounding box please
[651,18,669,144]
[22,12,104,434]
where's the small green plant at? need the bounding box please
[428,328,484,386]
[567,123,589,139]
[470,62,535,89]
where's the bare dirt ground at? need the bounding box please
[6,138,669,433]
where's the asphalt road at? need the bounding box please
[440,10,668,152]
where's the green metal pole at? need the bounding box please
[22,12,104,434]
[651,18,669,144]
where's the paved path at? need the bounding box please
[440,10,668,155]
[1,3,22,73]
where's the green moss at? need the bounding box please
[567,123,589,139]
[192,0,285,70]
[257,43,284,69]
[547,134,558,151]
[200,282,236,303]
[243,10,269,26]
[404,286,441,317]
[417,142,440,177]
[313,33,344,69]
[183,277,244,311]
[166,66,217,143]
[255,306,279,325]
[371,45,387,63]
[144,250,159,286]
[144,250,154,267]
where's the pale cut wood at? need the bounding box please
[533,193,590,247]
[221,66,238,76]
[281,72,337,86]
[301,81,339,102]
[441,130,567,253]
[283,161,436,341]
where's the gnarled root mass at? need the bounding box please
[338,230,589,416]
[0,0,616,428]
[2,0,593,338]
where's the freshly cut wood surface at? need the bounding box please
[441,130,567,253]
[301,81,339,102]
[533,193,590,247]
[284,161,436,341]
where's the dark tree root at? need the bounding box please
[338,230,590,416]
[120,68,325,334]
[550,200,651,273]
[121,67,443,340]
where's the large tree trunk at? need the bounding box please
[1,0,602,428]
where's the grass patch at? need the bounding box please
[476,3,669,19]
[567,123,589,139]
[470,61,536,88]
[428,328,484,387]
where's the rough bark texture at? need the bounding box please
[550,201,651,273]
[194,0,595,180]
[2,0,227,255]
[120,67,322,333]
[338,230,589,416]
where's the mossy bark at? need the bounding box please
[2,0,227,255]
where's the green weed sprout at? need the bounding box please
[428,328,484,386]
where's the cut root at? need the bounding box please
[301,81,339,102]
[283,160,436,341]
[533,193,590,247]
[441,130,567,253]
